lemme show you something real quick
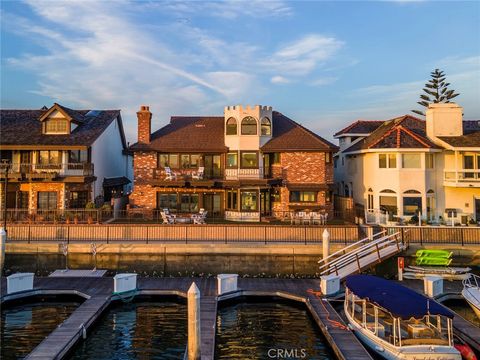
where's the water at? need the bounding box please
[442,298,480,327]
[1,302,78,360]
[68,300,187,360]
[215,299,335,359]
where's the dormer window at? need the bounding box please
[45,119,69,134]
[241,116,257,135]
[226,117,237,135]
[261,117,271,136]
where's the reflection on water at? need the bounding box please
[69,301,187,360]
[442,298,480,327]
[215,300,335,360]
[1,302,78,360]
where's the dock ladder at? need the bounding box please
[318,231,406,279]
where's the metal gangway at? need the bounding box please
[318,231,407,280]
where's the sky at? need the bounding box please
[1,0,479,144]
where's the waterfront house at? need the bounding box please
[129,105,337,221]
[334,103,480,224]
[0,103,132,212]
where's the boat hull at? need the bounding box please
[344,305,461,360]
[462,288,480,319]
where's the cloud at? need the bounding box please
[270,76,290,84]
[264,34,344,75]
[309,77,338,86]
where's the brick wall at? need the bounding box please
[133,151,156,182]
[137,106,151,144]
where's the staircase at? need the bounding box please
[318,231,407,280]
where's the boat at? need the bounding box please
[462,273,480,320]
[403,266,472,281]
[416,250,453,259]
[345,274,461,360]
[416,257,452,266]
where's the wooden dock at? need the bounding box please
[1,276,373,360]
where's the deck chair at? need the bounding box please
[161,211,175,224]
[192,167,204,180]
[164,167,177,180]
[192,210,208,224]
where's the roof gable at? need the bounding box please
[334,120,384,137]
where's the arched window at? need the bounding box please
[380,189,396,194]
[427,189,435,194]
[241,116,257,135]
[403,189,421,194]
[260,117,271,136]
[226,117,237,135]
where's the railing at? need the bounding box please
[225,168,264,180]
[4,224,360,244]
[152,168,222,181]
[444,169,480,183]
[0,209,109,223]
[0,163,94,177]
[383,226,480,245]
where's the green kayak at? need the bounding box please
[416,257,452,266]
[415,249,452,259]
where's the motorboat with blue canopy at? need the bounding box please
[344,275,460,360]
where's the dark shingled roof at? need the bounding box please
[438,120,480,148]
[343,115,440,153]
[334,120,384,137]
[261,112,338,151]
[0,105,124,148]
[130,116,228,152]
[130,111,338,152]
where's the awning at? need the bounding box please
[103,176,131,188]
[345,275,454,319]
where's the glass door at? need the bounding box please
[260,190,271,216]
[203,194,221,218]
[464,155,474,178]
[204,155,221,179]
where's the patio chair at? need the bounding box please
[192,210,208,224]
[164,167,177,180]
[311,212,322,225]
[322,213,328,225]
[161,211,175,224]
[192,167,204,180]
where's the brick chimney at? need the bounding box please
[426,103,463,141]
[137,105,151,144]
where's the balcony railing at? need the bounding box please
[225,168,264,180]
[152,168,222,181]
[444,169,480,183]
[0,163,94,177]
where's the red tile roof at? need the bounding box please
[334,120,384,137]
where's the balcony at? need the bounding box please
[444,169,480,187]
[225,168,264,180]
[0,163,94,179]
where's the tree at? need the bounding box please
[412,69,459,116]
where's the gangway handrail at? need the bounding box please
[317,230,385,267]
[320,233,402,275]
[320,232,403,276]
[319,231,396,272]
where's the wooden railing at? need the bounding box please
[383,226,480,245]
[444,169,480,183]
[0,163,94,177]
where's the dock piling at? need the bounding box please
[188,282,201,360]
[322,229,330,261]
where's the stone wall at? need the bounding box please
[29,183,65,210]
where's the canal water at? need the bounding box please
[442,298,480,328]
[68,299,187,360]
[1,299,79,360]
[215,298,335,359]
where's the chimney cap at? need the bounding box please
[139,105,150,111]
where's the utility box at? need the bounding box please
[7,273,34,294]
[217,274,238,295]
[320,274,340,296]
[424,276,443,297]
[114,273,137,293]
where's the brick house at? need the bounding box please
[0,103,132,212]
[129,104,337,221]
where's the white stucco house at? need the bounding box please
[334,103,480,225]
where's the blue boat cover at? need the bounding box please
[345,275,454,319]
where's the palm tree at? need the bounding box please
[412,69,459,116]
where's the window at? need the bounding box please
[425,153,434,169]
[260,117,271,136]
[69,191,88,208]
[157,153,179,168]
[38,150,61,164]
[45,119,69,134]
[379,195,397,216]
[402,153,421,168]
[367,193,374,210]
[157,193,177,210]
[326,191,333,203]
[241,191,258,211]
[0,150,12,162]
[241,116,257,135]
[289,191,316,202]
[403,197,422,216]
[226,152,238,168]
[180,194,199,212]
[181,154,190,168]
[379,154,396,168]
[37,191,57,209]
[226,117,237,135]
[325,152,332,164]
[272,153,281,164]
[68,150,88,163]
[240,152,258,168]
[226,190,238,210]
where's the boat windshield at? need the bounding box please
[346,289,452,347]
